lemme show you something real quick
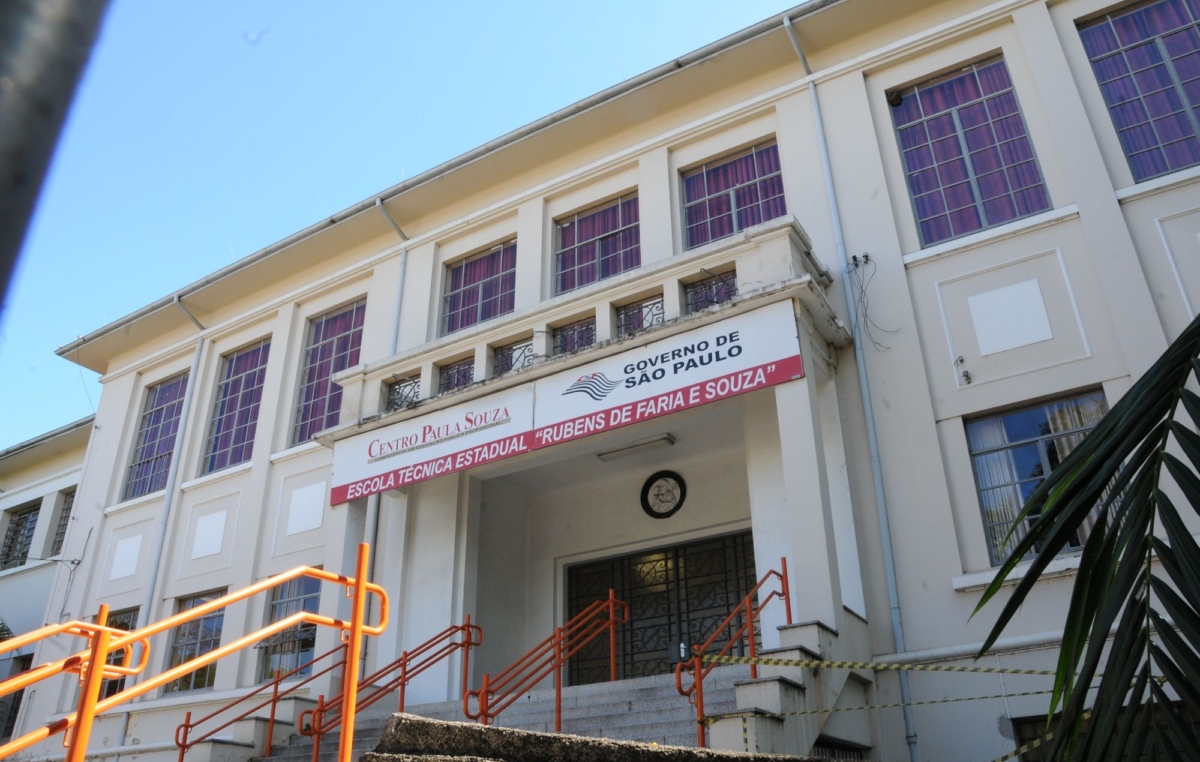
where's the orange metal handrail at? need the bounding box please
[300,617,482,762]
[0,543,386,762]
[464,589,629,732]
[674,557,792,747]
[175,644,347,761]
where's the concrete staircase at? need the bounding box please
[257,666,750,762]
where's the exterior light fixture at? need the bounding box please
[596,434,676,462]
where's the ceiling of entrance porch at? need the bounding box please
[476,395,746,496]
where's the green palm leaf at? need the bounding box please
[974,315,1200,760]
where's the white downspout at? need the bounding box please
[783,16,920,762]
[115,332,204,760]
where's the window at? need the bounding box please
[966,391,1108,566]
[0,505,39,570]
[293,300,366,445]
[258,576,321,680]
[165,591,226,693]
[439,358,475,394]
[685,271,738,313]
[1080,0,1200,182]
[683,141,786,250]
[386,374,421,412]
[494,339,535,376]
[123,374,189,501]
[555,195,641,294]
[0,654,32,740]
[616,296,665,338]
[203,339,270,473]
[50,490,75,556]
[553,318,597,355]
[442,241,517,335]
[889,57,1051,247]
[1012,703,1199,760]
[99,607,140,699]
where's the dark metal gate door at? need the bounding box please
[566,531,757,685]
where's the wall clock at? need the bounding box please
[641,470,686,519]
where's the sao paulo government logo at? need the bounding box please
[561,372,622,402]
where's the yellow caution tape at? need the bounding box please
[702,654,1059,676]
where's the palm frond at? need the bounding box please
[973,315,1200,760]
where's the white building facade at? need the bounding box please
[9,0,1200,759]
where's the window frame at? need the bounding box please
[681,140,787,250]
[887,55,1052,248]
[965,390,1109,566]
[616,296,666,338]
[292,299,366,446]
[203,338,271,475]
[441,240,517,336]
[123,372,190,501]
[553,194,641,295]
[493,339,536,376]
[164,590,227,693]
[50,489,75,557]
[1078,0,1200,183]
[99,607,140,699]
[258,576,321,681]
[0,504,40,571]
[684,271,739,314]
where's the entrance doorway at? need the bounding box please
[566,531,758,685]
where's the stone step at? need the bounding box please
[362,713,815,761]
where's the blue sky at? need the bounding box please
[0,0,797,449]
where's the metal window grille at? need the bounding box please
[966,391,1109,566]
[442,241,517,335]
[99,608,140,699]
[553,318,596,355]
[0,505,38,570]
[889,57,1051,247]
[204,339,271,474]
[164,591,226,693]
[50,490,74,556]
[386,374,421,412]
[1012,703,1199,761]
[1080,0,1200,182]
[683,141,787,250]
[123,373,189,501]
[0,654,32,739]
[493,339,536,376]
[439,358,475,394]
[685,271,738,314]
[555,195,641,294]
[258,576,321,680]
[293,300,366,445]
[812,742,865,761]
[616,296,665,338]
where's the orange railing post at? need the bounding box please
[553,626,563,733]
[397,651,409,713]
[65,604,112,762]
[0,546,387,762]
[608,589,618,682]
[675,558,791,748]
[310,695,324,762]
[337,543,370,762]
[176,712,191,762]
[265,669,280,757]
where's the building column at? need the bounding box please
[742,367,842,646]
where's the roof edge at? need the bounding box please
[56,0,845,362]
[0,415,94,462]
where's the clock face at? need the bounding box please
[641,470,686,519]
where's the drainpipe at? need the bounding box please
[115,333,204,760]
[783,16,920,762]
[362,199,409,667]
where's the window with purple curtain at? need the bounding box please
[203,338,271,474]
[890,57,1051,247]
[123,373,190,500]
[293,300,366,445]
[439,358,475,394]
[442,241,517,335]
[683,141,787,250]
[553,318,597,355]
[555,195,640,294]
[1080,0,1200,182]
